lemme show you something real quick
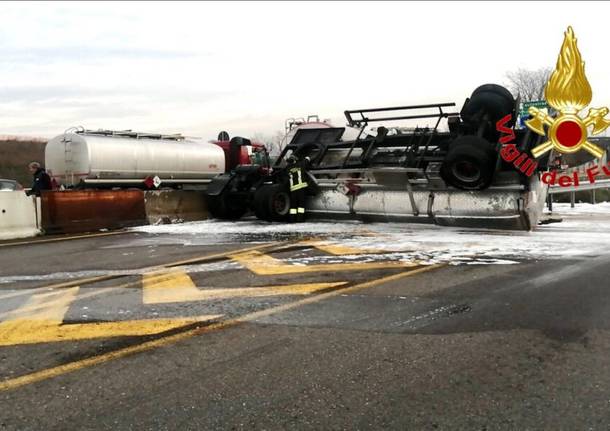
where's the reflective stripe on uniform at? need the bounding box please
[290,209,298,215]
[289,167,308,192]
[290,182,308,192]
[297,208,305,213]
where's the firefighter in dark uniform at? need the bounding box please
[286,155,310,222]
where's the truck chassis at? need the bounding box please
[206,84,550,230]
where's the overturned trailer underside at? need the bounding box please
[306,171,547,230]
[207,84,551,231]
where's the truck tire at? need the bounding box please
[207,191,247,220]
[471,84,515,103]
[253,185,272,221]
[253,184,291,222]
[461,84,515,127]
[440,136,496,190]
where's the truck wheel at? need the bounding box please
[461,84,515,127]
[207,192,247,220]
[471,84,515,103]
[267,184,291,222]
[253,184,291,222]
[440,136,496,190]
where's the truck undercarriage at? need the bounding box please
[206,84,550,230]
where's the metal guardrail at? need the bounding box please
[548,178,610,194]
[547,178,610,209]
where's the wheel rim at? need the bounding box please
[452,160,481,183]
[272,192,290,215]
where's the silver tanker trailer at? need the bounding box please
[45,127,226,188]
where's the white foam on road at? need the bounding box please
[131,203,610,265]
[132,219,369,237]
[3,204,609,283]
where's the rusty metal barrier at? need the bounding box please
[41,190,147,234]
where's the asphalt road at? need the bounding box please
[1,224,610,430]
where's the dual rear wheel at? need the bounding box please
[440,135,497,190]
[442,84,516,190]
[253,184,291,222]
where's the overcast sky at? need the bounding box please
[1,1,609,140]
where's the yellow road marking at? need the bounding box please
[142,270,347,304]
[0,284,221,346]
[0,287,126,321]
[300,239,377,255]
[3,242,281,300]
[0,264,442,392]
[194,283,347,299]
[0,316,221,346]
[3,287,79,321]
[0,289,41,301]
[230,250,413,275]
[142,271,200,304]
[162,242,280,268]
[231,265,439,323]
[24,275,125,291]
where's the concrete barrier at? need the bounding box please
[143,190,209,224]
[0,192,41,240]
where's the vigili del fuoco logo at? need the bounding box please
[496,26,610,187]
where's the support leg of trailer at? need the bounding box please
[405,180,419,216]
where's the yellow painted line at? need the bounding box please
[230,265,442,323]
[0,289,41,301]
[2,287,79,322]
[0,230,130,248]
[142,269,347,304]
[7,241,282,296]
[35,275,123,291]
[299,239,377,255]
[229,250,414,275]
[0,315,222,346]
[0,280,222,346]
[142,270,201,304]
[162,242,281,268]
[0,264,442,392]
[192,282,347,300]
[0,287,124,321]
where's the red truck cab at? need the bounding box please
[211,137,267,172]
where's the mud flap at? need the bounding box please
[206,174,233,197]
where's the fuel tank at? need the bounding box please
[45,130,226,187]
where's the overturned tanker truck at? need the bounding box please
[206,84,550,230]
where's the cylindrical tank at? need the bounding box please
[45,132,226,187]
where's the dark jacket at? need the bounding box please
[27,168,52,196]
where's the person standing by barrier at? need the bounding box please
[25,162,52,196]
[287,155,310,222]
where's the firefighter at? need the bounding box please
[286,155,310,222]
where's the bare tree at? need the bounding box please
[505,67,552,101]
[251,131,287,156]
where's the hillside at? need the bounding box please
[0,137,47,186]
